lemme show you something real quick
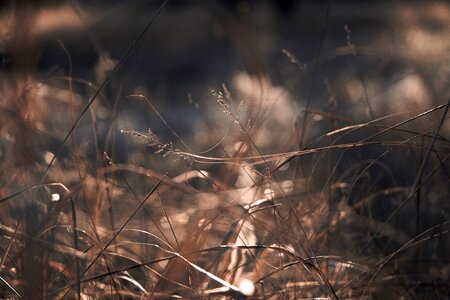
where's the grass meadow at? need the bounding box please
[0,1,449,299]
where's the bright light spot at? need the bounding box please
[388,74,430,112]
[51,193,60,202]
[281,180,294,193]
[198,218,212,230]
[283,244,295,254]
[313,113,324,121]
[346,80,364,102]
[263,188,274,200]
[198,218,206,227]
[233,141,249,153]
[44,151,55,164]
[237,278,255,296]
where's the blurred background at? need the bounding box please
[1,0,449,136]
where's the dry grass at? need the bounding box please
[0,1,449,299]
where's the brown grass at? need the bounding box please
[0,1,449,299]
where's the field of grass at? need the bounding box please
[0,1,449,299]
